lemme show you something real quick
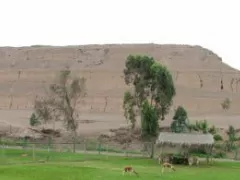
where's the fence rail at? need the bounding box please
[0,137,240,165]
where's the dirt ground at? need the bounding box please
[0,44,240,139]
[0,109,240,136]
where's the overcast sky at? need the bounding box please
[0,0,239,69]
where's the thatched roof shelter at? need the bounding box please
[156,132,214,145]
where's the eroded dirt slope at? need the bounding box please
[0,44,239,135]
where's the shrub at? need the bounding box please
[214,134,223,141]
[208,125,217,134]
[187,124,195,132]
[195,120,209,133]
[191,123,199,131]
[29,113,40,127]
[171,106,188,133]
[221,98,231,110]
[213,151,226,158]
[214,143,224,150]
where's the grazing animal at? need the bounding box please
[161,162,176,174]
[158,154,173,164]
[122,166,139,176]
[21,154,28,157]
[38,160,46,163]
[158,155,164,164]
[188,156,199,166]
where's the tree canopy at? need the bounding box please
[171,106,188,133]
[123,55,176,138]
[34,67,87,139]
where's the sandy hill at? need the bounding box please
[0,44,240,136]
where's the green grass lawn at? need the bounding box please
[0,148,240,180]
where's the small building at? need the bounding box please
[155,132,214,163]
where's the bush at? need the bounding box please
[214,143,224,150]
[191,124,199,131]
[213,151,226,158]
[208,125,217,134]
[171,106,188,133]
[194,120,209,133]
[221,98,231,110]
[225,141,237,151]
[171,154,188,165]
[214,134,223,141]
[29,113,40,127]
[187,124,195,132]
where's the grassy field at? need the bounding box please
[0,149,240,180]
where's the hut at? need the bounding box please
[155,132,214,164]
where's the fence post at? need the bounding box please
[98,142,101,154]
[150,142,155,159]
[0,136,5,159]
[234,146,238,160]
[32,143,36,161]
[23,137,27,151]
[73,136,76,153]
[84,140,87,154]
[9,125,12,134]
[47,137,51,152]
[106,144,109,160]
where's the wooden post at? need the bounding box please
[98,142,101,155]
[0,136,4,158]
[123,144,127,157]
[84,140,87,154]
[210,144,214,164]
[32,144,36,161]
[23,137,27,151]
[205,144,212,165]
[83,140,86,161]
[73,134,76,153]
[234,145,238,160]
[47,137,51,152]
[159,143,163,164]
[9,125,12,134]
[150,142,155,159]
[205,145,208,164]
[106,144,109,160]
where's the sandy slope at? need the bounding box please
[0,44,240,136]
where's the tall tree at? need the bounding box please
[34,67,87,152]
[123,91,137,129]
[150,63,176,120]
[141,100,159,138]
[123,55,176,137]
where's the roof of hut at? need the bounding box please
[156,132,214,145]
